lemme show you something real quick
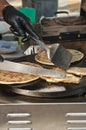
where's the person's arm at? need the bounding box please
[2,5,39,41]
[0,0,9,17]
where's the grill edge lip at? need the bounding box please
[67,127,86,130]
[66,113,86,117]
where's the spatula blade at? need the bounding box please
[49,44,72,70]
[0,60,66,78]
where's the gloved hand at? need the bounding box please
[2,6,39,41]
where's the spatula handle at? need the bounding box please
[31,36,48,51]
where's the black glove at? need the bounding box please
[2,6,39,41]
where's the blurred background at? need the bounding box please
[6,0,82,22]
[7,0,22,8]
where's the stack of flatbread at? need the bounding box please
[41,67,86,84]
[35,49,85,84]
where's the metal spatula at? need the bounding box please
[24,22,73,70]
[0,55,66,78]
[31,36,72,70]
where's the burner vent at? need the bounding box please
[9,128,32,130]
[7,113,31,118]
[7,113,32,130]
[66,113,86,130]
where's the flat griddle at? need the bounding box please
[8,76,86,98]
[2,53,86,99]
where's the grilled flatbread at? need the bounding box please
[35,49,84,65]
[67,67,86,76]
[41,66,82,84]
[0,70,39,84]
[41,73,82,84]
[35,50,54,65]
[0,62,40,85]
[68,49,84,63]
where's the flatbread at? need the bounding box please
[68,49,84,63]
[0,62,40,85]
[41,66,82,84]
[35,50,53,65]
[0,70,39,84]
[41,73,82,84]
[35,49,84,66]
[67,67,86,76]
